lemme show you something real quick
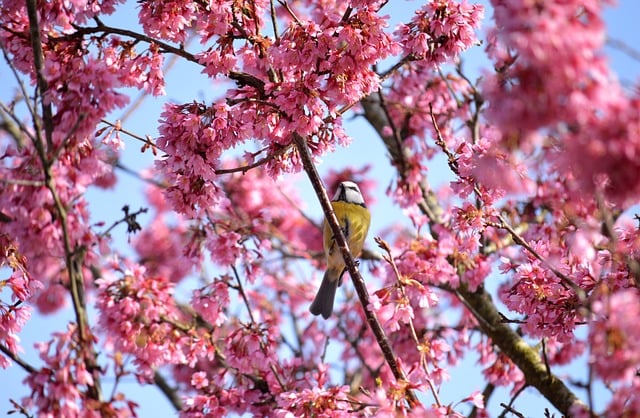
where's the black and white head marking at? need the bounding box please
[333,181,366,207]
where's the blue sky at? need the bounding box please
[1,0,640,416]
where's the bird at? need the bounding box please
[309,181,371,319]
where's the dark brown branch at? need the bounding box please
[499,402,525,418]
[378,55,413,81]
[293,133,419,408]
[25,0,53,150]
[214,144,292,175]
[153,370,183,411]
[69,22,198,64]
[66,23,266,95]
[0,343,37,374]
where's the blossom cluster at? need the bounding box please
[483,0,640,205]
[0,238,38,369]
[395,0,483,65]
[3,0,640,416]
[21,324,137,417]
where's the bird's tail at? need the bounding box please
[309,268,341,319]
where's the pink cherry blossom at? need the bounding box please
[2,0,639,416]
[589,289,640,382]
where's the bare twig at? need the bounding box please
[378,55,413,81]
[230,266,287,391]
[99,119,159,150]
[269,0,280,42]
[214,144,292,175]
[606,37,640,62]
[0,177,44,187]
[498,384,527,418]
[100,206,149,238]
[231,265,257,325]
[499,402,525,418]
[375,89,407,175]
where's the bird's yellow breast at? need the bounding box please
[323,200,371,270]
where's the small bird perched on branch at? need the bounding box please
[310,181,371,319]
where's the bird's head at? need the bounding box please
[333,181,366,207]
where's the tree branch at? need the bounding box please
[25,0,53,151]
[153,370,183,411]
[293,133,419,408]
[25,1,103,402]
[362,85,584,415]
[0,343,37,374]
[361,94,443,226]
[457,285,583,414]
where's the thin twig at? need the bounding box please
[606,37,640,62]
[100,206,149,238]
[269,0,280,42]
[230,266,287,391]
[0,177,44,187]
[114,162,166,188]
[277,0,302,26]
[436,65,462,108]
[231,265,257,325]
[336,322,378,378]
[428,104,586,300]
[99,119,159,150]
[375,236,442,407]
[498,384,527,418]
[499,402,525,418]
[378,55,413,81]
[375,89,407,175]
[214,144,292,175]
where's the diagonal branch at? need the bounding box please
[456,285,583,414]
[361,88,584,415]
[293,133,419,408]
[153,370,183,411]
[0,343,37,374]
